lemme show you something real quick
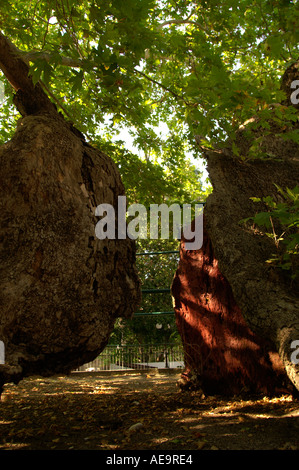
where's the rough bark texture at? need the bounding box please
[172,223,292,396]
[203,150,299,393]
[0,34,141,391]
[0,114,141,390]
[0,33,57,117]
[172,61,299,394]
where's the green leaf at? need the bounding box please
[265,35,284,58]
[70,70,84,93]
[253,212,272,228]
[29,61,44,86]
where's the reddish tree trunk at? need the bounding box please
[172,62,299,396]
[172,222,291,396]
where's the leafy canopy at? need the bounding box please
[0,0,298,158]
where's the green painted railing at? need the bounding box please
[136,249,178,316]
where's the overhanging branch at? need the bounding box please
[134,68,189,106]
[0,32,57,116]
[20,50,83,68]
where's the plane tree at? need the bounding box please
[0,0,298,393]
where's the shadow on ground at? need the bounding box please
[0,371,298,450]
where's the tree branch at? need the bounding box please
[19,50,83,68]
[0,32,57,116]
[134,68,190,106]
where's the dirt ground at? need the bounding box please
[0,369,299,451]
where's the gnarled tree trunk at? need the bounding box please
[203,150,299,393]
[172,223,292,395]
[0,33,141,392]
[172,61,299,395]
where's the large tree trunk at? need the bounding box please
[0,34,141,392]
[172,223,292,395]
[203,151,299,393]
[172,61,299,394]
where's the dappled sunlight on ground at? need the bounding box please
[0,371,299,450]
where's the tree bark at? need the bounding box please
[0,34,141,392]
[204,149,299,392]
[172,223,293,395]
[0,33,57,116]
[172,61,299,394]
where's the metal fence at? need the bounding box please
[76,343,185,372]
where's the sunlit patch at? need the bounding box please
[0,374,298,450]
[0,442,29,450]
